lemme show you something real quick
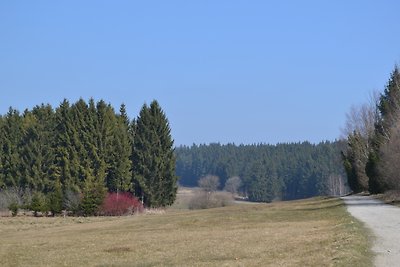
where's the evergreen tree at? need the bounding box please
[367,67,400,193]
[30,191,48,216]
[132,101,178,207]
[53,99,80,192]
[0,98,180,212]
[1,108,23,188]
[342,132,369,192]
[80,171,107,216]
[48,179,63,216]
[246,161,280,202]
[106,104,132,192]
[175,141,347,201]
[0,115,4,189]
[20,105,55,192]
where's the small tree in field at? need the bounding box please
[224,176,242,195]
[30,192,48,216]
[198,175,220,193]
[80,174,107,216]
[100,192,143,216]
[188,175,233,209]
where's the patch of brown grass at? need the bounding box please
[0,197,371,266]
[104,246,132,253]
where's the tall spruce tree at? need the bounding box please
[342,132,370,192]
[132,100,177,207]
[53,99,80,192]
[0,115,4,188]
[367,67,400,193]
[1,108,23,188]
[20,105,56,192]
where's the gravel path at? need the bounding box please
[342,195,400,267]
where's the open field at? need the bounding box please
[0,197,371,267]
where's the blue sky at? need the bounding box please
[1,1,399,146]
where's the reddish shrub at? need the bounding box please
[100,192,143,216]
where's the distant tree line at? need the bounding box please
[343,66,400,194]
[0,98,177,215]
[175,141,348,202]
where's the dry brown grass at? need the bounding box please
[0,197,371,267]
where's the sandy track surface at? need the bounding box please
[342,195,400,267]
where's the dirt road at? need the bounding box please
[342,195,400,267]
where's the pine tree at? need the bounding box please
[30,191,48,217]
[20,105,56,192]
[54,99,80,192]
[132,100,178,207]
[103,104,132,192]
[0,115,4,189]
[367,67,400,193]
[1,108,23,188]
[246,161,280,202]
[48,179,63,216]
[342,132,369,192]
[80,170,107,216]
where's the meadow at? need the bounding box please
[0,194,371,267]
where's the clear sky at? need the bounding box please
[1,1,399,146]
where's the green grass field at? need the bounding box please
[0,196,371,267]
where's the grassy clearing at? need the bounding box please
[0,197,371,267]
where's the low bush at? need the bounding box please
[100,192,143,216]
[188,191,234,209]
[8,202,19,217]
[30,192,48,217]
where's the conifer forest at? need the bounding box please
[175,141,348,202]
[0,98,177,215]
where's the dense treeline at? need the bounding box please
[0,98,177,215]
[176,141,348,202]
[343,66,400,194]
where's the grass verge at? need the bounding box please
[0,197,371,266]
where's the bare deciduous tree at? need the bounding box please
[326,174,349,196]
[342,91,379,192]
[341,90,379,139]
[224,176,242,195]
[198,175,220,193]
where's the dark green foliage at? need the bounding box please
[105,104,132,192]
[366,151,383,194]
[342,132,370,192]
[176,141,347,201]
[8,202,19,217]
[30,192,48,216]
[20,105,56,192]
[1,108,23,188]
[80,174,107,216]
[366,67,400,193]
[245,161,281,202]
[48,180,63,216]
[367,66,400,193]
[132,100,178,207]
[342,66,400,194]
[0,98,177,214]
